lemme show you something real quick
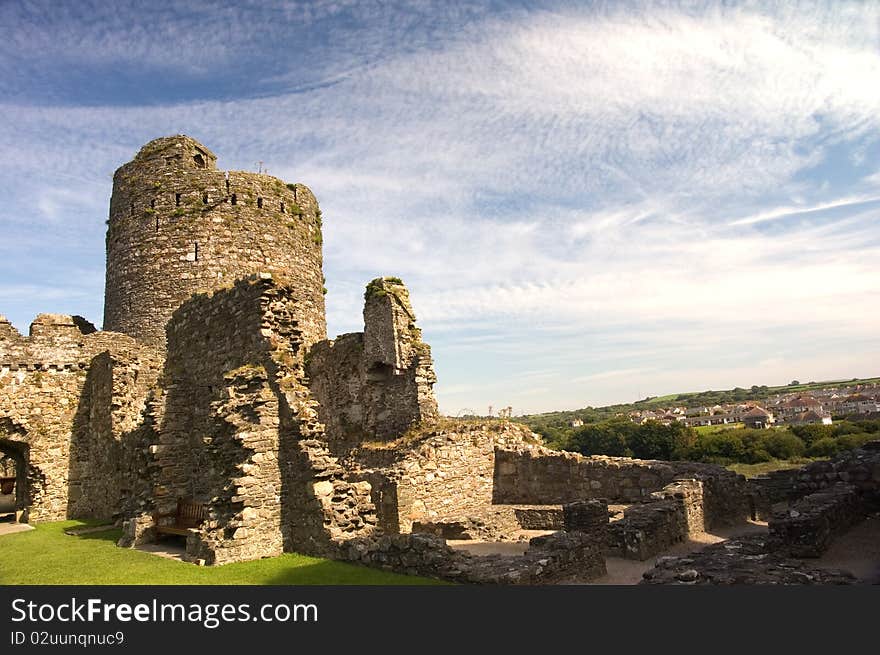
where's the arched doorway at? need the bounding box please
[0,420,29,521]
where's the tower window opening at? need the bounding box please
[194,241,199,261]
[193,151,206,168]
[150,198,155,209]
[257,197,263,209]
[280,202,285,213]
[202,192,209,204]
[175,193,181,206]
[231,193,237,206]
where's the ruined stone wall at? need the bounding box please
[608,479,705,561]
[104,135,326,351]
[768,483,866,557]
[349,421,537,532]
[307,278,438,452]
[493,446,750,524]
[493,447,679,504]
[342,502,608,584]
[790,441,880,498]
[0,314,159,521]
[121,276,376,564]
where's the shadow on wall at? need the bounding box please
[67,353,161,522]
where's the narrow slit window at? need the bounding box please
[202,192,209,204]
[175,193,181,206]
[231,193,237,205]
[194,241,199,261]
[257,197,263,209]
[129,202,134,217]
[225,179,230,193]
[280,201,285,213]
[150,198,155,209]
[155,217,159,233]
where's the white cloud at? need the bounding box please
[1,1,879,411]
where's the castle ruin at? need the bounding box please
[2,136,877,582]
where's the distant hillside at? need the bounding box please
[517,376,880,434]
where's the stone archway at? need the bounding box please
[0,439,28,520]
[0,418,30,521]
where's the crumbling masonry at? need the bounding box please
[2,135,877,582]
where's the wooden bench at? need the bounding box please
[153,499,207,539]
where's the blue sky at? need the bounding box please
[1,0,879,414]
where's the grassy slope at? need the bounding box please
[726,458,815,479]
[0,520,440,585]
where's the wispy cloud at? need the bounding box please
[1,1,879,412]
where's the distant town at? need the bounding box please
[624,383,880,429]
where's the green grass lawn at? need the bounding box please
[694,423,745,435]
[726,458,815,478]
[0,520,441,585]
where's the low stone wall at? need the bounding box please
[607,479,705,560]
[750,468,801,505]
[514,506,564,530]
[493,448,676,504]
[768,484,865,557]
[641,534,857,585]
[343,500,608,584]
[411,504,564,541]
[493,447,751,525]
[791,441,880,498]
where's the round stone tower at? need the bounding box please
[103,135,326,350]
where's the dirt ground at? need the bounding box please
[814,515,880,583]
[448,515,880,585]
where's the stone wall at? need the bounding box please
[608,479,705,560]
[493,445,750,521]
[307,278,438,452]
[342,501,608,584]
[790,441,880,498]
[104,136,326,351]
[119,276,377,564]
[768,484,866,557]
[349,421,538,532]
[0,314,160,521]
[493,447,679,504]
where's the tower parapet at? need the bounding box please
[103,135,326,350]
